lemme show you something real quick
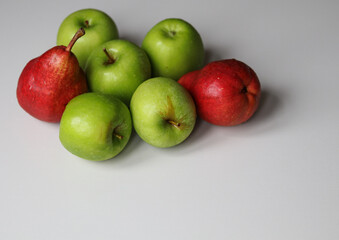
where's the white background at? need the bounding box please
[1,0,338,239]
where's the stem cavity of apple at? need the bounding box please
[168,119,181,129]
[103,48,116,65]
[65,28,85,52]
[114,132,123,140]
[112,125,123,140]
[164,30,177,38]
[169,30,176,37]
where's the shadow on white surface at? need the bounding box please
[226,85,286,136]
[91,130,155,167]
[250,88,282,125]
[204,47,225,64]
[120,34,144,47]
[74,84,286,167]
[172,85,285,151]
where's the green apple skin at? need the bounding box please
[59,92,132,161]
[85,39,151,106]
[142,18,204,81]
[57,8,119,69]
[130,77,196,148]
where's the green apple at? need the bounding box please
[85,39,151,106]
[130,77,196,148]
[57,8,119,69]
[59,92,132,161]
[142,18,204,80]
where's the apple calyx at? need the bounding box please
[65,28,85,52]
[84,20,90,28]
[103,48,116,65]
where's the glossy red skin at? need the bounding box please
[17,46,88,122]
[177,69,200,92]
[178,59,261,126]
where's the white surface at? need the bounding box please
[1,0,338,239]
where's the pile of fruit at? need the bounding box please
[16,9,261,161]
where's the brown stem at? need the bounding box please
[168,120,181,129]
[65,28,85,52]
[84,20,89,28]
[103,48,115,64]
[169,30,176,37]
[114,133,123,140]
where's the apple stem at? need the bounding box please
[84,20,89,28]
[65,28,85,52]
[169,30,176,37]
[103,48,116,64]
[168,120,181,129]
[114,133,123,140]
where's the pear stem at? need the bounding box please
[103,48,115,64]
[168,120,181,129]
[65,28,85,52]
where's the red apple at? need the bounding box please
[178,59,261,126]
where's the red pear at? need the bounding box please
[177,69,200,92]
[17,28,88,122]
[178,59,261,126]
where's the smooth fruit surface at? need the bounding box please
[130,77,196,148]
[178,59,261,126]
[85,39,151,106]
[57,8,119,69]
[17,29,88,122]
[142,18,204,80]
[59,92,132,161]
